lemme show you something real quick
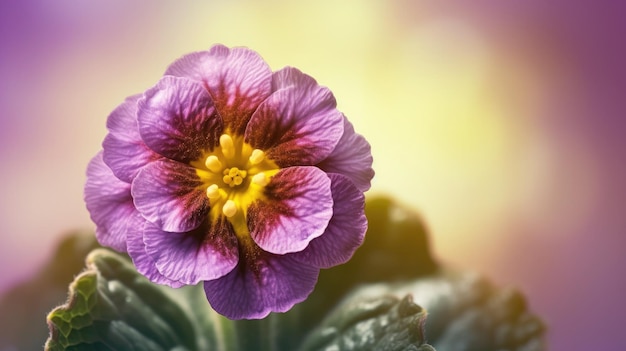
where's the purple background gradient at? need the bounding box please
[1,1,625,350]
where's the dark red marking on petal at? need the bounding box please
[203,245,320,319]
[246,172,299,245]
[132,159,209,233]
[138,76,224,163]
[165,46,273,137]
[245,85,343,167]
[234,235,266,283]
[246,166,333,254]
[191,217,240,259]
[143,217,239,284]
[208,82,257,136]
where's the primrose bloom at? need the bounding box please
[85,45,374,319]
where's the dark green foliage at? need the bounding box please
[45,249,235,351]
[2,195,545,351]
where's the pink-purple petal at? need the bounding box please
[203,251,319,319]
[143,219,239,285]
[126,224,186,288]
[84,152,143,252]
[165,45,272,135]
[293,173,367,268]
[245,82,344,167]
[102,94,160,183]
[137,76,222,163]
[270,66,318,92]
[317,116,375,192]
[131,158,208,233]
[247,166,333,255]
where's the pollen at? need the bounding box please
[194,134,279,222]
[222,200,237,217]
[222,167,247,188]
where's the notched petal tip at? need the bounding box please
[293,173,367,268]
[84,152,140,253]
[137,76,222,163]
[131,159,208,233]
[165,45,273,135]
[318,116,374,192]
[245,84,344,167]
[204,254,319,320]
[143,219,239,285]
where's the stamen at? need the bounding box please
[222,167,247,188]
[222,200,237,217]
[252,172,269,186]
[204,155,222,173]
[249,149,265,165]
[206,184,220,199]
[223,174,233,185]
[219,134,235,159]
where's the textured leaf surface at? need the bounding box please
[299,293,435,351]
[335,270,546,351]
[45,249,235,351]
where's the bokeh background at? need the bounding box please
[1,1,624,349]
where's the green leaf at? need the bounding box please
[326,270,546,351]
[45,249,236,351]
[410,270,546,351]
[298,292,435,351]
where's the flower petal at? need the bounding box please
[143,219,239,285]
[84,152,143,252]
[293,173,367,268]
[137,76,222,163]
[126,224,186,288]
[203,248,319,319]
[270,66,318,92]
[102,94,160,183]
[131,158,208,233]
[247,166,333,255]
[165,45,272,135]
[317,116,375,192]
[245,71,344,167]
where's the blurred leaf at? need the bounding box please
[0,230,100,350]
[45,249,236,351]
[229,196,544,351]
[337,270,546,351]
[419,270,546,351]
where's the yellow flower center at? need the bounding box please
[222,167,247,187]
[193,133,279,229]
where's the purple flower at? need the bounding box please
[85,45,374,319]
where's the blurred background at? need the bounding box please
[1,0,624,349]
